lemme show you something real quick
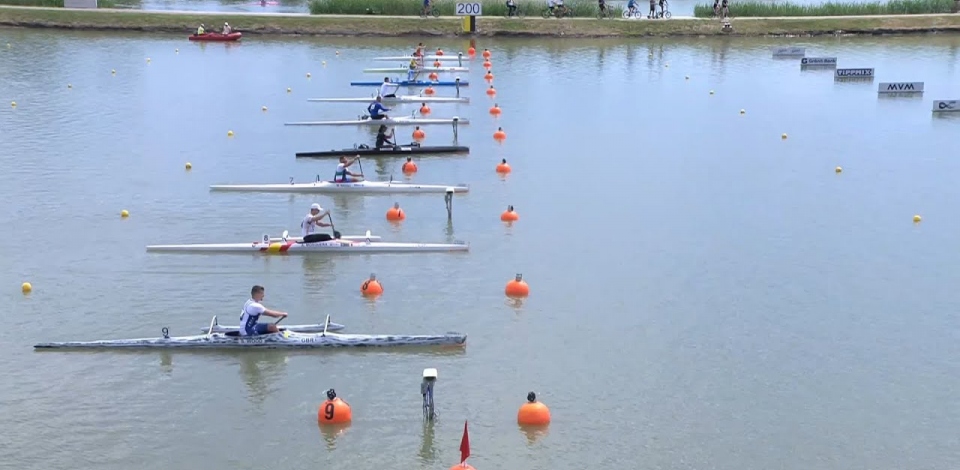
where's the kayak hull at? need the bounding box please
[188,32,242,42]
[363,67,469,73]
[308,96,469,104]
[35,331,467,349]
[209,181,468,193]
[373,56,465,62]
[296,146,469,158]
[146,240,469,254]
[284,117,468,127]
[204,322,345,333]
[351,80,467,87]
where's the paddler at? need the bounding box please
[414,42,425,57]
[376,124,396,148]
[301,203,333,242]
[407,57,420,81]
[222,22,232,33]
[240,285,288,336]
[334,156,364,183]
[196,23,206,35]
[367,96,391,120]
[379,77,399,98]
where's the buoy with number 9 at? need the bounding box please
[318,389,352,424]
[361,274,383,297]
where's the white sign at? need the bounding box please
[835,68,874,78]
[933,100,959,112]
[455,2,482,15]
[878,82,924,93]
[772,47,805,58]
[800,57,837,67]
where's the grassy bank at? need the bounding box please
[308,0,620,17]
[2,5,960,37]
[693,0,956,17]
[0,0,115,6]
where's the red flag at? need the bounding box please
[459,420,470,464]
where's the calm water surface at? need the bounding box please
[2,30,960,470]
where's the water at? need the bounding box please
[3,30,960,470]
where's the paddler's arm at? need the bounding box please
[262,309,288,319]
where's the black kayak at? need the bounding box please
[296,144,470,158]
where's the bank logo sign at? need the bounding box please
[772,47,805,58]
[933,100,959,112]
[800,57,837,67]
[835,68,875,78]
[878,82,924,93]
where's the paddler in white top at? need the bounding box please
[379,77,399,98]
[301,203,334,242]
[334,156,364,183]
[240,285,288,336]
[222,22,232,33]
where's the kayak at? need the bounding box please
[145,239,469,254]
[284,116,468,127]
[35,316,466,349]
[210,180,469,194]
[202,316,346,333]
[188,32,242,42]
[307,96,469,104]
[363,67,469,73]
[264,233,381,242]
[351,80,467,87]
[296,145,469,158]
[373,55,465,62]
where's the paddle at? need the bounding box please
[326,211,342,239]
[356,156,365,180]
[322,314,331,336]
[281,230,289,241]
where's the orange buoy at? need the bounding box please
[468,47,476,55]
[361,273,383,296]
[517,391,550,425]
[412,126,426,140]
[489,104,501,115]
[500,205,519,222]
[496,158,511,174]
[484,71,494,81]
[386,202,405,221]
[433,60,442,67]
[505,273,529,297]
[493,127,507,141]
[420,103,432,115]
[449,465,476,470]
[436,48,444,56]
[402,157,418,173]
[482,49,491,59]
[482,60,492,69]
[424,86,436,96]
[486,86,496,96]
[428,72,439,81]
[318,389,352,425]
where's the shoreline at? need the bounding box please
[1,6,960,37]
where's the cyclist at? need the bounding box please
[421,0,431,15]
[626,0,638,15]
[648,0,656,18]
[713,0,720,16]
[506,0,518,16]
[658,0,666,17]
[720,0,729,17]
[598,0,607,15]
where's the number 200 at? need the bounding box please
[457,2,481,14]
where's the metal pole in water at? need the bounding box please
[452,117,459,141]
[445,188,454,220]
[422,368,438,420]
[455,78,461,98]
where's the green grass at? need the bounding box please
[693,0,956,17]
[0,0,116,7]
[308,0,618,17]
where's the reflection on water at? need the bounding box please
[238,351,289,405]
[417,420,438,465]
[518,424,549,445]
[317,422,351,451]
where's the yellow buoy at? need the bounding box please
[665,63,669,68]
[21,282,32,293]
[10,101,16,107]
[146,58,151,62]
[781,133,788,139]
[322,61,327,66]
[67,84,72,88]
[111,69,116,74]
[835,166,842,173]
[709,90,715,95]
[185,162,193,170]
[913,215,922,223]
[175,48,179,53]
[227,130,234,137]
[685,75,690,80]
[121,209,129,218]
[262,106,268,111]
[740,109,745,114]
[306,72,311,78]
[287,87,292,93]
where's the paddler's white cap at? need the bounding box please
[310,203,322,211]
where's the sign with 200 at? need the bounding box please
[456,2,482,15]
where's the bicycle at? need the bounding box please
[596,4,615,18]
[504,4,526,17]
[541,4,570,18]
[419,4,441,17]
[654,0,672,18]
[622,5,643,18]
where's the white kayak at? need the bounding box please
[210,179,468,194]
[373,55,464,62]
[284,116,468,127]
[265,234,381,242]
[36,316,467,349]
[307,96,469,104]
[146,238,469,254]
[202,316,346,333]
[363,67,469,73]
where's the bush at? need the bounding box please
[693,0,955,17]
[309,0,613,17]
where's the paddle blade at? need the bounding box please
[333,230,342,239]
